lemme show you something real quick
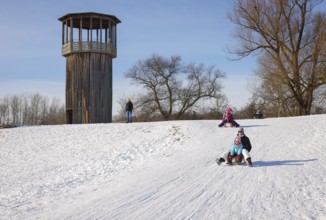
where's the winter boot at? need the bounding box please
[226,156,233,165]
[236,155,241,165]
[216,158,225,165]
[246,157,253,166]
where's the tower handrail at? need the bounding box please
[61,41,117,57]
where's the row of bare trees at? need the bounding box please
[0,93,65,126]
[228,0,326,116]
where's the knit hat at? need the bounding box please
[238,127,244,133]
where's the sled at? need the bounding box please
[215,157,252,166]
[223,123,234,127]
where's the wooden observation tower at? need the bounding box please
[58,12,121,124]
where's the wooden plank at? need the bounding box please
[65,51,113,123]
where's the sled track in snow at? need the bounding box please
[1,116,325,219]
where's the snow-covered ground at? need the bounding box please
[1,115,326,220]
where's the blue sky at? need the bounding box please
[2,0,323,115]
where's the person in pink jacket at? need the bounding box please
[218,108,240,127]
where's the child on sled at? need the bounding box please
[218,107,240,127]
[216,127,253,166]
[227,136,243,165]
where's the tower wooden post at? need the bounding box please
[58,12,121,123]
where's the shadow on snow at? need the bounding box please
[253,159,317,167]
[240,125,269,128]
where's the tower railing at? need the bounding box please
[62,41,117,57]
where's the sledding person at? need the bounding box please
[125,98,133,123]
[216,127,253,166]
[227,136,243,165]
[237,127,253,165]
[218,107,240,127]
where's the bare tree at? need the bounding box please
[0,93,65,126]
[125,54,225,120]
[251,54,299,116]
[311,85,326,113]
[29,93,43,125]
[228,0,326,115]
[175,63,225,118]
[43,97,65,124]
[10,95,22,125]
[22,95,30,125]
[0,97,9,125]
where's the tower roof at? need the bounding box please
[58,12,121,29]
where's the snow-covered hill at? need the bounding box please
[1,115,326,220]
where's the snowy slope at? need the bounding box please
[0,115,326,220]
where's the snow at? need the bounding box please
[1,115,326,220]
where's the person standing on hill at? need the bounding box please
[125,98,133,123]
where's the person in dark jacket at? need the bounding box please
[125,98,133,123]
[254,110,263,119]
[236,127,252,165]
[216,127,253,166]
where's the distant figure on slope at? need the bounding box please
[216,127,253,166]
[218,107,240,127]
[254,110,263,119]
[125,98,133,123]
[227,136,243,165]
